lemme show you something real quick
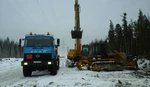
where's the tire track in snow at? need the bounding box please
[0,59,23,86]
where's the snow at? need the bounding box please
[138,58,150,70]
[0,58,150,87]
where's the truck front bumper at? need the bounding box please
[21,61,54,66]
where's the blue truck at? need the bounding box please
[19,32,60,77]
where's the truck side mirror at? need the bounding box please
[57,39,60,46]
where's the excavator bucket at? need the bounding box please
[66,49,76,67]
[71,30,83,39]
[67,49,76,60]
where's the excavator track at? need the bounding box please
[91,61,123,71]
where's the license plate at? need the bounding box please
[33,61,41,63]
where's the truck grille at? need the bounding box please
[24,53,52,61]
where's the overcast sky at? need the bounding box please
[0,0,150,55]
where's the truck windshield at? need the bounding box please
[24,36,53,47]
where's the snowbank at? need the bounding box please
[0,58,22,70]
[137,58,150,70]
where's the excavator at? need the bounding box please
[67,0,138,71]
[67,0,82,67]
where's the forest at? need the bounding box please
[91,10,150,58]
[0,37,20,58]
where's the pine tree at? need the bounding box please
[108,20,115,50]
[137,10,145,55]
[114,24,122,52]
[127,23,133,54]
[122,13,128,54]
[0,39,3,58]
[10,40,15,57]
[0,37,21,58]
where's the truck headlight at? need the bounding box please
[24,62,28,65]
[48,62,52,65]
[93,58,96,60]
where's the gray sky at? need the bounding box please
[0,0,150,55]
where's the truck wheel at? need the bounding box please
[135,61,139,70]
[57,58,60,70]
[51,66,57,75]
[50,61,57,75]
[23,66,32,77]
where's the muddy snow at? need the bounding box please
[0,58,150,87]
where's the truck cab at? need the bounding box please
[19,32,60,77]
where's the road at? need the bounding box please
[0,58,150,87]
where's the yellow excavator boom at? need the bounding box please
[67,0,82,64]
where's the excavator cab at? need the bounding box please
[82,45,90,56]
[76,45,90,70]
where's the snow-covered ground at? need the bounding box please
[0,58,150,87]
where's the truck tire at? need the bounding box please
[50,61,57,75]
[135,61,139,70]
[57,58,60,70]
[23,66,32,77]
